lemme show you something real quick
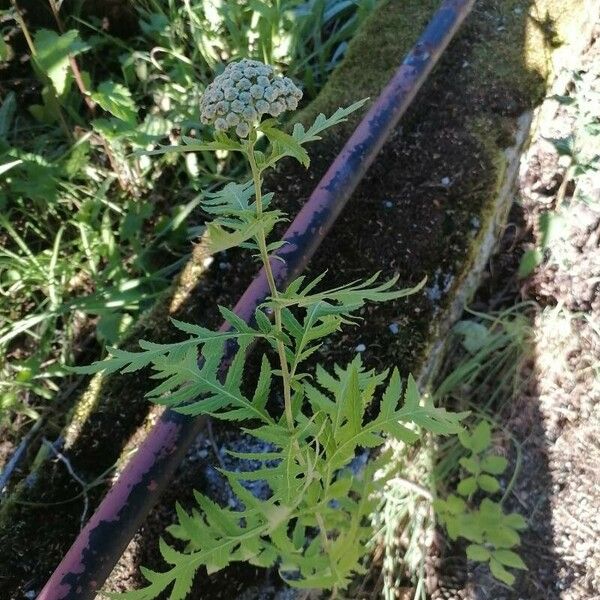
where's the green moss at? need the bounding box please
[295,0,439,128]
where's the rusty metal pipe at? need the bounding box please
[38,1,474,597]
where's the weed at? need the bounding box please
[79,60,465,598]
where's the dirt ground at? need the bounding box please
[433,26,600,600]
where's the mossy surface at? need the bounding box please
[294,0,440,128]
[0,0,590,596]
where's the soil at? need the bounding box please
[0,0,590,598]
[431,26,600,600]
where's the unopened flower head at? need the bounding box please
[200,59,303,138]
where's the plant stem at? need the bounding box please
[247,136,295,430]
[11,0,74,142]
[247,133,335,569]
[48,0,97,115]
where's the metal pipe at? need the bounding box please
[38,1,474,597]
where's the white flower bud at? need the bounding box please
[242,106,258,122]
[226,112,240,127]
[215,100,229,115]
[264,86,278,102]
[236,122,250,138]
[256,99,270,114]
[199,59,303,138]
[224,87,237,101]
[269,101,284,117]
[214,117,228,131]
[231,100,245,113]
[250,84,264,99]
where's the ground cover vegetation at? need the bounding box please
[0,0,376,429]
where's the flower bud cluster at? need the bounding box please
[200,59,303,138]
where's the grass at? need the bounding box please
[374,303,535,598]
[0,0,379,431]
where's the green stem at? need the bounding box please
[246,135,295,431]
[247,132,333,573]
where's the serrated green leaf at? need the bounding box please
[380,367,401,419]
[493,550,527,570]
[33,29,87,95]
[459,456,480,474]
[292,98,369,145]
[478,473,501,493]
[470,421,492,453]
[457,476,477,497]
[489,557,516,585]
[481,455,508,474]
[91,81,137,124]
[466,544,491,562]
[260,122,310,167]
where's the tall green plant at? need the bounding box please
[80,60,465,598]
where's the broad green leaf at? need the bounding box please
[91,81,137,124]
[445,494,467,514]
[481,455,508,474]
[457,476,477,497]
[478,474,501,494]
[33,29,87,95]
[489,557,516,586]
[504,512,527,530]
[539,210,564,250]
[458,429,472,449]
[466,544,491,562]
[454,320,490,354]
[0,37,13,62]
[486,526,520,549]
[459,456,479,475]
[470,421,492,453]
[493,550,527,570]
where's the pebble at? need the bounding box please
[389,322,399,334]
[355,343,366,353]
[441,176,451,186]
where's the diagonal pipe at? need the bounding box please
[38,0,474,597]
